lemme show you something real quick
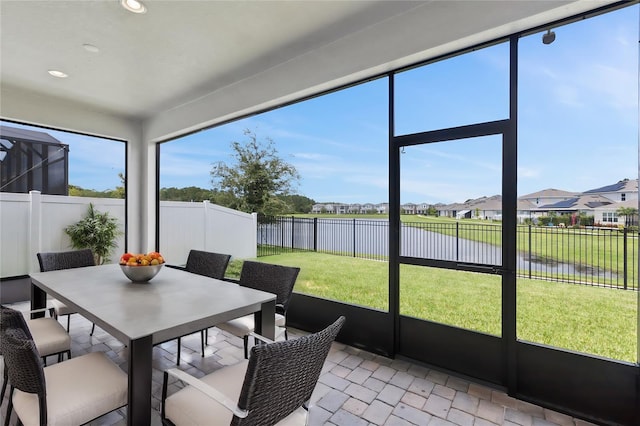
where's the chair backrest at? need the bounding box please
[37,249,95,272]
[239,261,300,313]
[2,327,46,397]
[233,316,345,426]
[0,305,34,355]
[185,250,231,280]
[3,327,48,426]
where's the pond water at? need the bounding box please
[258,220,617,280]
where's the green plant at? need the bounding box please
[64,203,122,265]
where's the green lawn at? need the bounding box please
[237,251,638,362]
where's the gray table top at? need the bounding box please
[30,264,276,344]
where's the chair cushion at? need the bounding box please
[165,360,247,425]
[216,313,286,336]
[50,299,76,317]
[165,360,307,425]
[12,352,127,426]
[26,318,71,357]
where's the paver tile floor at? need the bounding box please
[1,302,598,426]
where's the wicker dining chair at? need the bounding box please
[37,249,97,334]
[0,305,71,404]
[171,250,232,364]
[161,316,345,426]
[2,327,127,426]
[215,261,300,359]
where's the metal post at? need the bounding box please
[456,221,459,261]
[353,218,356,258]
[291,216,295,251]
[280,216,285,250]
[623,227,628,290]
[313,218,318,252]
[528,224,532,279]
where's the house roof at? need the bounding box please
[583,179,638,194]
[517,199,537,210]
[539,194,613,210]
[596,198,639,211]
[469,195,502,211]
[519,188,577,199]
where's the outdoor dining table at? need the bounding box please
[30,263,276,425]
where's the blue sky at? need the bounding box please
[3,5,637,206]
[160,4,638,205]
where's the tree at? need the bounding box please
[616,207,638,227]
[160,186,213,202]
[277,194,316,213]
[210,129,300,215]
[68,173,125,199]
[112,172,126,199]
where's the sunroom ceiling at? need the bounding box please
[0,1,616,133]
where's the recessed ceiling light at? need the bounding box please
[48,70,68,78]
[83,44,100,53]
[121,0,147,14]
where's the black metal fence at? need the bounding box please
[257,216,638,291]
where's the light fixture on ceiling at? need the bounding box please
[121,0,147,14]
[542,29,556,45]
[48,70,68,78]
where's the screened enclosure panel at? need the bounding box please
[516,6,639,362]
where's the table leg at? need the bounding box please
[128,335,153,426]
[30,281,47,319]
[254,300,276,340]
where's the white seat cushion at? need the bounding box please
[12,352,127,426]
[26,317,71,357]
[216,313,286,336]
[165,360,307,426]
[50,299,75,317]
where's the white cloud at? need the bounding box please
[293,152,335,161]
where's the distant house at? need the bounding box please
[361,203,375,213]
[467,195,502,219]
[348,203,361,214]
[322,203,335,214]
[438,202,464,218]
[308,178,638,221]
[376,203,389,214]
[537,194,613,215]
[310,203,352,214]
[519,188,577,208]
[401,203,416,214]
[583,178,638,203]
[593,198,639,226]
[517,199,538,220]
[416,203,430,214]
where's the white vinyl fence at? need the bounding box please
[0,191,256,278]
[159,200,257,265]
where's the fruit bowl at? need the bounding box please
[120,263,163,282]
[119,252,165,283]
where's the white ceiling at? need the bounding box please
[0,1,616,127]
